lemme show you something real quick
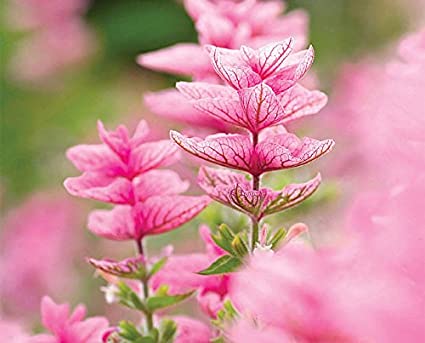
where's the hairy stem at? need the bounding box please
[136,239,154,332]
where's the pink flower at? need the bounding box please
[28,296,109,343]
[0,317,29,343]
[173,316,212,343]
[171,130,333,176]
[0,193,82,317]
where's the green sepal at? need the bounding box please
[159,319,177,343]
[211,224,236,255]
[117,281,147,313]
[147,256,168,278]
[146,285,194,312]
[197,255,242,275]
[231,233,249,258]
[268,227,287,250]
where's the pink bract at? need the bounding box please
[171,130,334,176]
[198,166,321,219]
[178,81,327,133]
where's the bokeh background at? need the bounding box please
[1,0,424,331]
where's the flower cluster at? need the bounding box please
[64,120,209,245]
[139,0,309,130]
[171,39,334,256]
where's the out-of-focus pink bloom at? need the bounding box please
[173,316,212,343]
[0,193,82,317]
[139,1,308,80]
[171,130,333,176]
[9,20,95,84]
[0,317,29,343]
[28,296,109,343]
[198,166,321,219]
[152,226,229,318]
[7,0,88,30]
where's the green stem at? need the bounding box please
[250,217,259,252]
[136,239,154,333]
[251,132,261,252]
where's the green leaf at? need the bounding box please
[147,256,168,278]
[146,290,194,312]
[159,319,177,343]
[198,255,242,275]
[118,321,143,341]
[117,281,147,313]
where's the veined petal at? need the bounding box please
[241,38,294,78]
[136,195,210,236]
[64,173,133,205]
[130,140,180,175]
[177,81,237,100]
[209,45,261,89]
[137,43,211,77]
[87,206,137,241]
[266,45,315,94]
[144,89,224,129]
[87,256,145,279]
[197,14,234,47]
[264,174,322,215]
[133,169,190,201]
[97,120,131,160]
[256,133,334,173]
[277,84,328,123]
[171,131,253,172]
[239,82,285,132]
[66,144,125,175]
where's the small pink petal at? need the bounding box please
[137,43,211,77]
[87,206,136,241]
[133,169,190,201]
[40,296,70,336]
[64,173,133,204]
[277,84,328,124]
[66,144,125,175]
[129,140,180,175]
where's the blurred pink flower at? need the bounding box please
[173,316,212,343]
[6,0,95,83]
[0,317,29,342]
[28,296,109,343]
[0,193,82,317]
[152,226,229,318]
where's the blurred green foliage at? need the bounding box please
[0,0,411,206]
